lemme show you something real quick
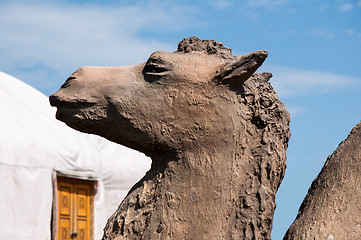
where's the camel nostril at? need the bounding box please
[61,76,76,89]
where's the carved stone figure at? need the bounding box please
[50,37,291,239]
[284,121,361,240]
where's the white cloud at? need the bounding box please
[309,29,335,40]
[344,28,361,44]
[318,4,329,10]
[345,28,355,37]
[0,1,200,93]
[209,0,233,9]
[246,0,289,9]
[338,3,354,12]
[267,66,361,98]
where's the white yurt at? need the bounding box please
[0,71,151,240]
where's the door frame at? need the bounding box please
[52,172,97,240]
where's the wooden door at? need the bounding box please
[57,176,95,240]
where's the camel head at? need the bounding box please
[50,37,268,158]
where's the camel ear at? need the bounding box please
[217,50,268,86]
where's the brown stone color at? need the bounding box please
[284,121,361,240]
[50,37,291,240]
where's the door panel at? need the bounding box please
[59,184,72,216]
[77,219,88,240]
[59,218,71,240]
[56,176,94,240]
[75,187,89,217]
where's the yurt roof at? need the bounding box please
[0,71,150,182]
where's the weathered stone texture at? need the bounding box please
[50,37,291,239]
[284,121,361,240]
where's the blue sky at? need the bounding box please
[1,0,360,238]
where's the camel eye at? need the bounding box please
[143,63,169,82]
[146,64,168,74]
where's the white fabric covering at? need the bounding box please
[0,165,53,240]
[0,72,151,240]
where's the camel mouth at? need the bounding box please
[49,94,96,121]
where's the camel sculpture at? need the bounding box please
[284,121,361,240]
[50,37,291,239]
